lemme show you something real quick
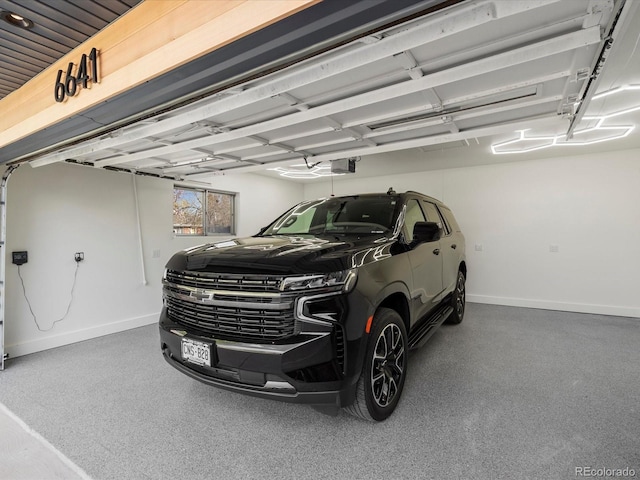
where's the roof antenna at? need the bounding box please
[387,187,396,195]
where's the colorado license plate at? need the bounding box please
[181,338,212,367]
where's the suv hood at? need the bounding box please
[166,234,398,275]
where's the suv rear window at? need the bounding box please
[439,206,461,233]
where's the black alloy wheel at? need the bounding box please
[371,322,405,408]
[344,308,408,421]
[447,270,466,324]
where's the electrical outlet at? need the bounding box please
[75,252,84,262]
[12,251,28,265]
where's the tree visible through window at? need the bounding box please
[173,187,235,235]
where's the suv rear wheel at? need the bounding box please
[446,270,466,324]
[344,308,407,421]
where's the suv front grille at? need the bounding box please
[166,270,282,292]
[164,270,295,340]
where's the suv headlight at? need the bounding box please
[280,269,357,292]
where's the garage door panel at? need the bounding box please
[23,0,628,179]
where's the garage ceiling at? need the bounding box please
[10,0,640,180]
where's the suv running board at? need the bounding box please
[408,304,453,350]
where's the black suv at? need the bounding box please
[159,190,466,421]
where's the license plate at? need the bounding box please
[181,338,212,367]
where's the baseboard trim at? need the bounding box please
[6,313,159,359]
[467,295,640,318]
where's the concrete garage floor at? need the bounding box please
[0,304,638,480]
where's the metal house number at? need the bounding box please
[54,47,99,103]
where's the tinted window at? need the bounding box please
[440,206,461,232]
[264,196,398,235]
[422,201,449,235]
[404,199,426,240]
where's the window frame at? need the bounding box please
[173,186,236,236]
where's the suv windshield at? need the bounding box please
[263,195,399,236]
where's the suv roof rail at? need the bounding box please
[405,190,443,204]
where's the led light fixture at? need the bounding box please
[269,163,345,179]
[492,85,639,154]
[1,11,33,29]
[592,85,640,100]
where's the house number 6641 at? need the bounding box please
[54,47,99,103]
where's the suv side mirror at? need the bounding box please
[412,221,441,244]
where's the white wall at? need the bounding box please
[305,148,640,318]
[4,146,637,359]
[4,163,302,357]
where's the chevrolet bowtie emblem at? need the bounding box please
[190,289,212,301]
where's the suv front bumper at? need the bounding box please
[159,310,358,406]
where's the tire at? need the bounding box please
[446,270,466,324]
[344,308,408,421]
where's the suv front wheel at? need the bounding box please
[344,308,408,421]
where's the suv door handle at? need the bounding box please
[451,244,457,249]
[433,248,440,255]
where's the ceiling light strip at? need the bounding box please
[492,84,640,154]
[592,85,640,100]
[491,123,634,154]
